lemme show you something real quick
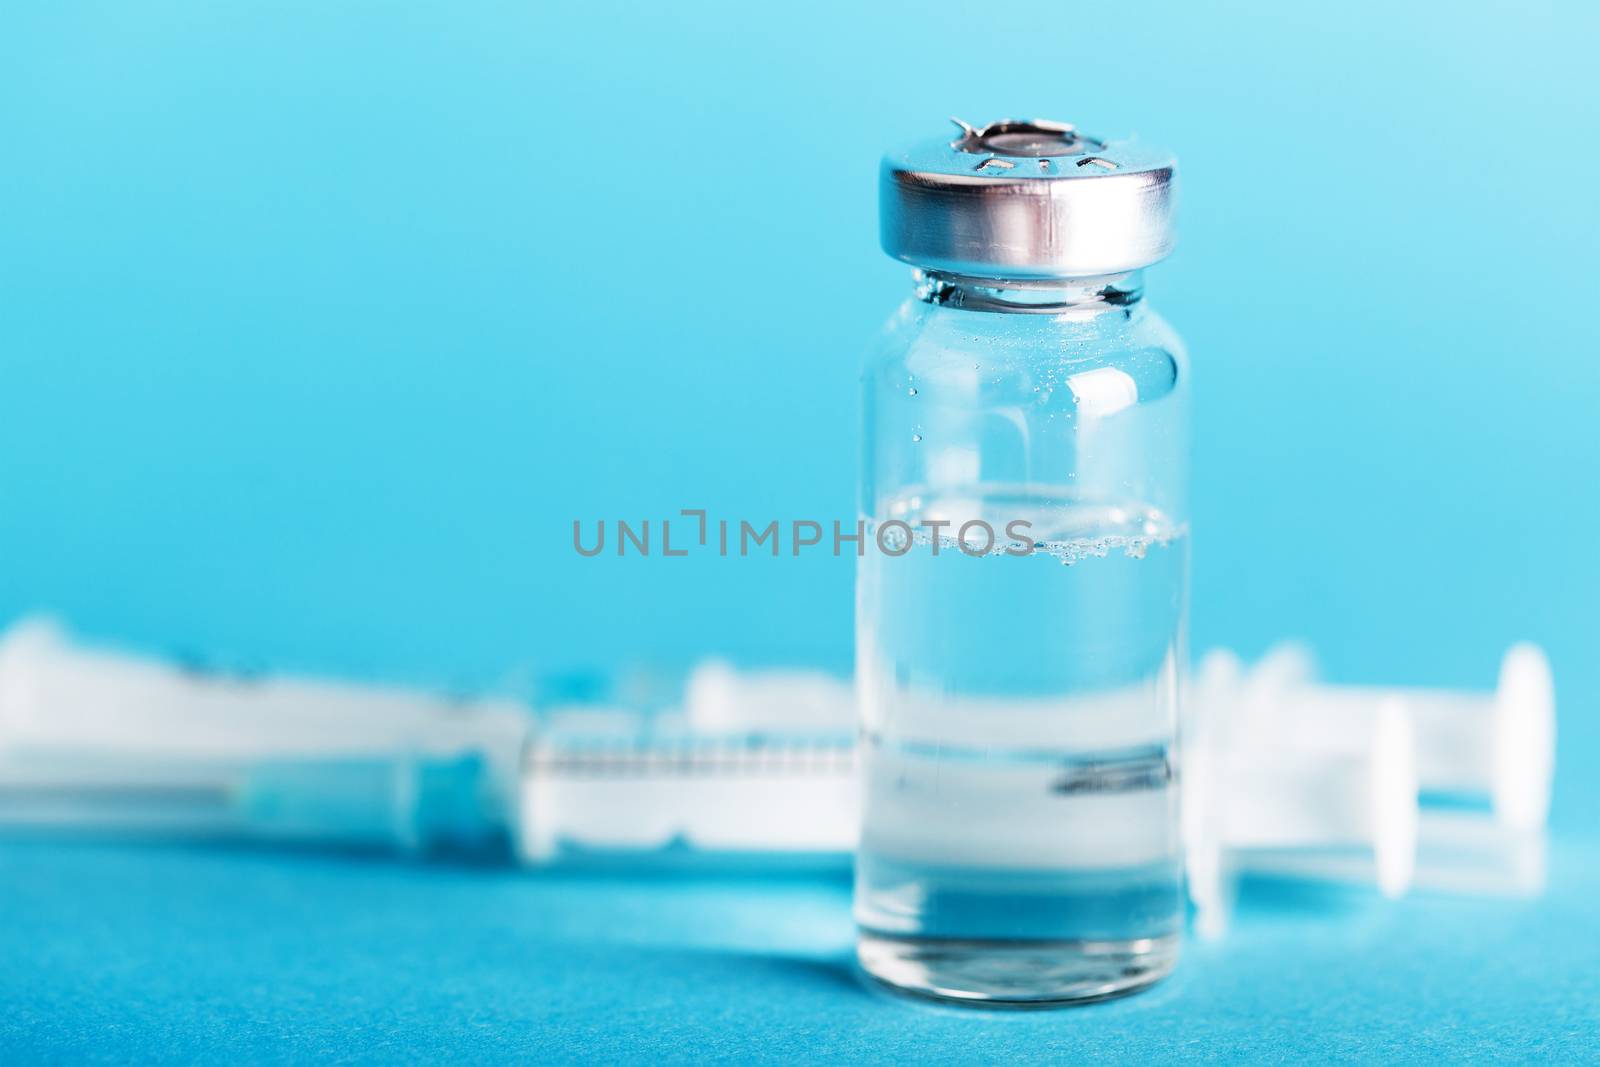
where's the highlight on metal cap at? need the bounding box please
[880,117,1177,279]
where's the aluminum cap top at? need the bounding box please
[880,118,1177,280]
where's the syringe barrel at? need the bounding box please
[0,619,523,757]
[1410,811,1546,897]
[1188,699,1417,903]
[0,619,528,854]
[1283,688,1495,791]
[517,737,858,866]
[0,750,508,854]
[1240,643,1554,826]
[1212,754,1379,848]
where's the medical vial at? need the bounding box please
[855,119,1187,1004]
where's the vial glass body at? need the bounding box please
[854,270,1189,1004]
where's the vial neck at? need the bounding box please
[914,269,1144,315]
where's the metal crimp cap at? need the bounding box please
[880,118,1177,279]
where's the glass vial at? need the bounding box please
[855,119,1188,1005]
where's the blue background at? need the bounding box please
[2,1,1597,1061]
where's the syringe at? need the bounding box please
[0,618,528,855]
[1222,641,1555,829]
[0,618,859,863]
[1184,646,1554,937]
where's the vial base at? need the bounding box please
[856,931,1179,1006]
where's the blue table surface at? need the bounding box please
[3,836,1596,1064]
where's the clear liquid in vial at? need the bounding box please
[855,488,1186,1004]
